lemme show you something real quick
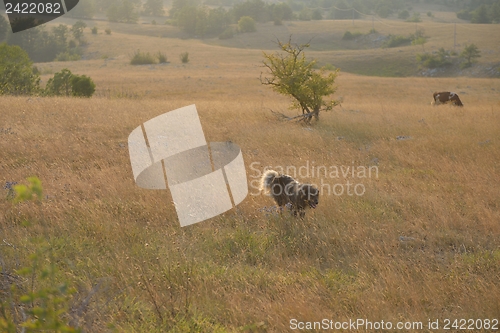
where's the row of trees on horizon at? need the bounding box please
[20,0,498,24]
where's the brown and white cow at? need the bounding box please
[432,91,463,106]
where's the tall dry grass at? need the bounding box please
[1,82,499,331]
[1,21,500,331]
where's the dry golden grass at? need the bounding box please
[1,18,500,332]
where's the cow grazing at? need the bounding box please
[432,91,463,106]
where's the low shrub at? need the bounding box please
[130,50,156,65]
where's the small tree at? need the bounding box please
[143,0,165,16]
[71,75,96,97]
[45,68,74,96]
[71,20,87,41]
[45,68,96,97]
[398,10,410,19]
[0,43,40,95]
[157,51,167,63]
[52,24,69,45]
[238,16,256,33]
[460,43,481,67]
[261,38,340,123]
[180,52,189,63]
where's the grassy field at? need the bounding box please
[1,14,500,332]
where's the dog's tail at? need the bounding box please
[260,169,279,194]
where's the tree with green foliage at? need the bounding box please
[207,7,230,35]
[471,4,490,23]
[176,6,200,35]
[398,10,410,19]
[416,48,452,68]
[7,22,64,62]
[71,75,96,97]
[238,16,256,32]
[0,43,40,95]
[143,0,164,16]
[460,43,481,67]
[407,12,421,22]
[232,0,269,22]
[45,68,74,96]
[299,8,312,20]
[71,20,87,41]
[170,0,199,18]
[271,2,293,23]
[176,6,230,37]
[312,9,323,20]
[261,38,340,123]
[107,0,139,23]
[52,24,69,47]
[45,68,96,97]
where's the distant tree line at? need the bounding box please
[0,16,86,63]
[0,43,95,97]
[456,0,500,23]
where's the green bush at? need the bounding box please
[45,68,96,97]
[383,34,412,48]
[460,43,481,67]
[91,26,98,34]
[71,75,96,97]
[398,10,410,19]
[105,28,112,35]
[407,12,421,22]
[130,50,156,65]
[0,43,40,96]
[322,63,337,71]
[416,48,452,68]
[180,52,189,64]
[312,9,322,20]
[55,51,81,61]
[218,27,234,39]
[238,16,256,33]
[342,31,362,40]
[157,51,168,63]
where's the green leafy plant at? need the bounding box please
[70,75,96,97]
[342,31,362,40]
[71,21,87,41]
[460,43,481,68]
[0,43,41,96]
[157,51,168,63]
[45,69,96,97]
[130,50,156,65]
[383,34,412,48]
[261,38,340,123]
[180,52,189,64]
[0,177,80,332]
[218,27,234,40]
[238,16,256,33]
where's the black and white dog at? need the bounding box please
[260,170,319,218]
